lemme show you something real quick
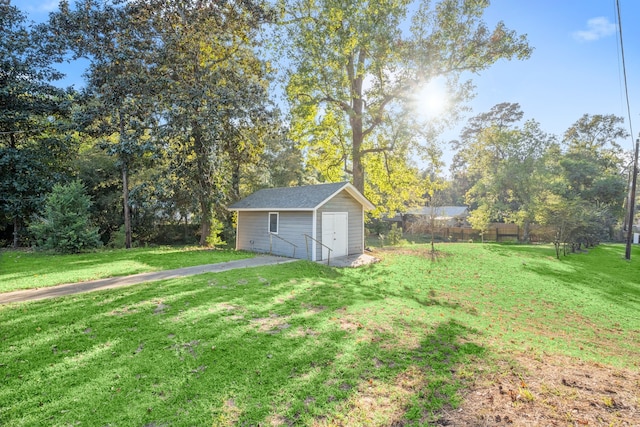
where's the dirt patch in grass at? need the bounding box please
[108,306,140,316]
[216,302,243,312]
[301,303,327,314]
[441,352,640,426]
[376,246,453,262]
[313,365,429,426]
[288,326,321,338]
[213,398,242,426]
[252,313,292,334]
[331,305,421,350]
[168,340,201,360]
[153,302,170,314]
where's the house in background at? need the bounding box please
[228,182,374,261]
[406,206,469,227]
[386,206,469,230]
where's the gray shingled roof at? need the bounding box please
[228,182,357,210]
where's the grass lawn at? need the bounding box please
[0,246,254,293]
[0,243,638,426]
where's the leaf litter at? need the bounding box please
[440,352,640,426]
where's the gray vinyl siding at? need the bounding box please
[236,211,313,259]
[316,190,363,259]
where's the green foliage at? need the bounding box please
[385,222,404,246]
[468,204,492,242]
[0,4,75,246]
[205,217,227,248]
[145,0,276,245]
[237,123,306,196]
[457,103,554,241]
[455,105,628,246]
[49,0,284,247]
[538,114,628,248]
[107,225,127,249]
[49,2,151,249]
[74,141,122,243]
[29,180,102,253]
[280,0,532,208]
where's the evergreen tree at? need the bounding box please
[30,180,102,253]
[0,4,74,247]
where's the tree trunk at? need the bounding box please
[122,160,132,249]
[12,217,19,248]
[183,215,188,243]
[349,50,366,194]
[197,203,212,246]
[352,131,364,193]
[430,230,435,253]
[231,161,240,203]
[119,113,132,249]
[199,198,212,247]
[522,220,530,243]
[192,123,213,247]
[10,134,19,248]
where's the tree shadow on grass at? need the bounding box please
[484,242,557,259]
[0,260,484,426]
[0,247,253,292]
[519,244,640,312]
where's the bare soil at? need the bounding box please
[441,352,640,426]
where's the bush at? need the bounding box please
[107,225,127,249]
[205,217,227,248]
[29,180,102,253]
[386,223,403,246]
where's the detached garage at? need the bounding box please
[228,182,374,261]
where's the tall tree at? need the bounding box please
[558,114,628,241]
[146,0,276,245]
[50,0,159,248]
[456,103,554,241]
[233,119,306,195]
[533,115,628,253]
[73,137,122,244]
[280,0,532,207]
[0,4,74,247]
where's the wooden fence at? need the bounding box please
[404,223,554,243]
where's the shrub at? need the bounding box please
[29,180,102,253]
[205,217,227,248]
[107,225,126,249]
[386,223,403,246]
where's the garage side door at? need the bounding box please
[321,212,348,259]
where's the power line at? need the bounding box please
[615,0,635,143]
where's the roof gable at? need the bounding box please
[228,182,374,211]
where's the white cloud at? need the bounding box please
[22,0,59,13]
[39,1,60,12]
[572,17,617,42]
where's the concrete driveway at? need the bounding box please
[0,255,297,305]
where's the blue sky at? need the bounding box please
[19,0,640,158]
[460,0,639,151]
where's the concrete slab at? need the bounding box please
[0,255,297,305]
[318,253,380,268]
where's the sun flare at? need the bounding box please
[413,77,450,120]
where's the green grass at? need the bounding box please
[0,246,254,293]
[0,243,638,426]
[377,243,640,367]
